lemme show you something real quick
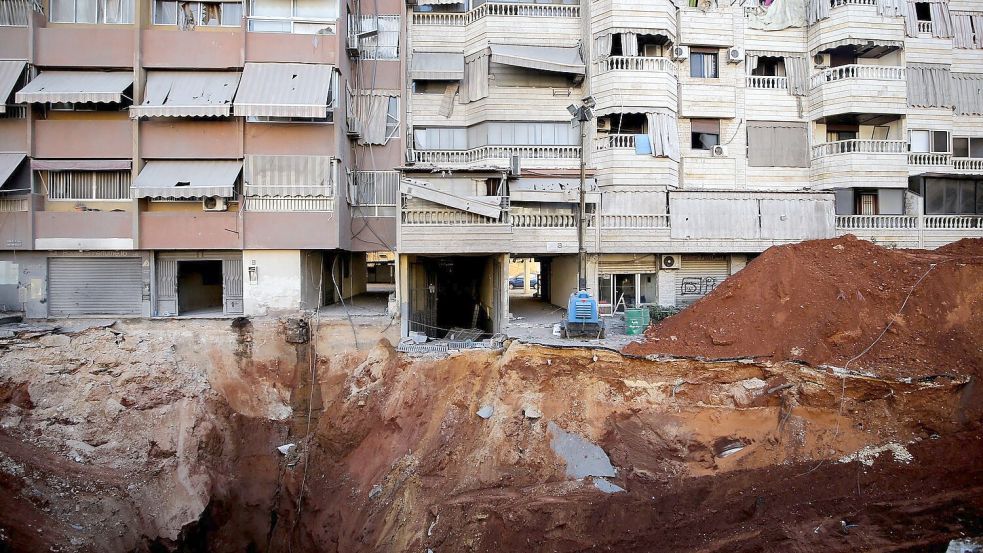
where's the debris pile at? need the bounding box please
[625,236,983,377]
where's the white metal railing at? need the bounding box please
[0,105,28,119]
[908,152,952,166]
[411,2,579,25]
[835,215,918,229]
[917,20,933,34]
[831,0,877,7]
[0,0,39,26]
[594,134,636,150]
[596,56,676,76]
[924,215,983,229]
[953,158,983,171]
[349,170,398,206]
[402,208,508,225]
[810,64,906,88]
[601,214,671,228]
[410,145,580,164]
[0,198,29,212]
[246,17,336,34]
[812,140,907,159]
[46,171,130,201]
[245,197,335,212]
[746,75,788,90]
[510,212,587,228]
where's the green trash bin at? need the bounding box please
[625,308,650,336]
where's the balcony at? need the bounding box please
[34,120,132,160]
[593,57,677,115]
[409,145,580,170]
[599,213,671,253]
[809,64,907,121]
[810,139,909,189]
[140,211,242,250]
[908,154,983,176]
[510,212,595,253]
[142,29,244,69]
[34,27,135,68]
[807,0,905,55]
[399,205,511,254]
[592,134,678,188]
[835,214,983,248]
[34,211,134,250]
[0,198,30,250]
[244,27,337,64]
[746,75,787,90]
[410,2,581,49]
[591,0,676,40]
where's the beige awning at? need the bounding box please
[233,63,334,118]
[0,153,26,192]
[410,52,465,81]
[0,60,26,113]
[31,159,132,171]
[132,160,241,199]
[811,38,904,56]
[243,154,335,197]
[489,44,585,75]
[130,71,241,118]
[15,71,133,104]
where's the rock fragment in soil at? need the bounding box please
[548,422,616,479]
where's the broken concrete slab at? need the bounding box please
[592,477,625,494]
[476,405,494,419]
[548,422,616,479]
[946,538,983,553]
[522,406,542,419]
[276,443,296,455]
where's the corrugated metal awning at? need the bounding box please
[811,38,904,56]
[410,52,465,80]
[0,60,26,113]
[132,160,241,199]
[0,153,26,192]
[32,159,132,171]
[489,44,585,75]
[15,71,133,104]
[233,63,334,118]
[130,71,241,118]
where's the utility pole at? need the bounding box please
[569,96,594,291]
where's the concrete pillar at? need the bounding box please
[729,254,747,274]
[522,258,530,293]
[657,270,676,307]
[398,253,410,337]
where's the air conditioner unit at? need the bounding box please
[671,45,689,61]
[711,145,728,157]
[510,154,521,176]
[596,118,612,132]
[813,53,828,67]
[660,254,681,270]
[727,47,743,63]
[202,196,228,212]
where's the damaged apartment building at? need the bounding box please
[396,0,983,338]
[0,0,402,316]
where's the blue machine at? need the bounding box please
[562,290,605,338]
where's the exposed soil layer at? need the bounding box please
[1,320,981,552]
[625,236,983,379]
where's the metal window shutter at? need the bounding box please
[675,255,730,307]
[48,257,143,316]
[598,254,659,274]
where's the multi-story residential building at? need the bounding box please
[0,0,403,317]
[397,0,983,338]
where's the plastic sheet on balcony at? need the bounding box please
[130,71,241,118]
[410,52,465,81]
[509,178,599,203]
[0,153,26,192]
[233,63,335,118]
[0,60,26,113]
[15,71,133,104]
[488,44,585,75]
[810,38,903,57]
[132,160,241,199]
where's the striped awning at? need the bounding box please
[410,52,465,81]
[130,71,241,118]
[132,160,241,199]
[0,60,26,112]
[31,159,132,171]
[489,44,585,75]
[243,154,334,197]
[15,71,133,104]
[811,38,904,56]
[233,63,334,118]
[0,153,26,192]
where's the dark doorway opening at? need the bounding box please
[177,260,224,315]
[408,255,497,338]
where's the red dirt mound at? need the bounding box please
[624,236,983,377]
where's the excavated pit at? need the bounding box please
[0,317,981,552]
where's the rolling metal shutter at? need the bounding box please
[48,257,143,316]
[675,255,730,307]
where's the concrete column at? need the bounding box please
[657,270,676,307]
[729,254,747,274]
[522,258,530,293]
[398,253,410,337]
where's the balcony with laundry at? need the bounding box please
[806,0,907,56]
[407,121,582,171]
[591,112,679,189]
[409,0,581,47]
[592,31,677,116]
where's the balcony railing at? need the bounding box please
[746,75,788,90]
[0,198,29,212]
[596,56,676,76]
[349,170,398,206]
[510,212,589,228]
[812,139,907,159]
[245,197,335,212]
[917,20,933,34]
[402,208,508,225]
[909,152,952,166]
[925,215,983,229]
[410,145,581,165]
[835,215,918,230]
[810,64,906,89]
[830,0,877,7]
[411,2,579,25]
[953,158,983,172]
[594,134,636,150]
[600,214,671,228]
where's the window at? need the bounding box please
[51,0,134,23]
[689,50,718,78]
[953,137,983,158]
[690,119,720,150]
[910,130,950,153]
[153,1,242,26]
[49,101,127,112]
[750,57,784,77]
[248,0,337,32]
[384,96,399,141]
[826,124,858,143]
[44,171,131,201]
[914,2,931,21]
[357,15,399,60]
[924,179,983,214]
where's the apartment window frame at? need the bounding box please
[384,96,400,142]
[50,0,135,23]
[953,136,983,158]
[248,0,338,33]
[690,118,720,150]
[43,170,132,202]
[924,179,983,215]
[357,14,400,61]
[152,0,244,27]
[689,49,719,79]
[909,129,950,154]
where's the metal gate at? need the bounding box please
[48,257,143,316]
[675,255,730,307]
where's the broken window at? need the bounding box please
[357,15,400,60]
[690,119,720,150]
[689,50,718,79]
[909,130,950,153]
[153,0,241,26]
[953,137,983,158]
[51,0,134,23]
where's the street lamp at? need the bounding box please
[568,96,594,291]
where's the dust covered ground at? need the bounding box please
[0,314,981,552]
